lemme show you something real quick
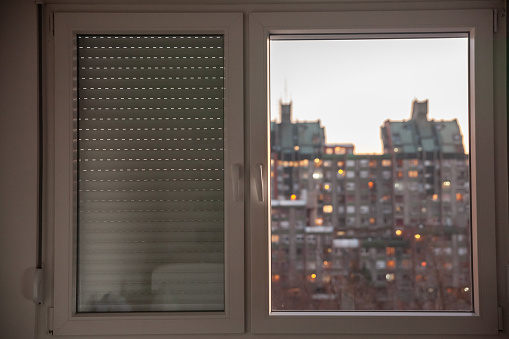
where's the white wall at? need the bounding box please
[0,0,38,337]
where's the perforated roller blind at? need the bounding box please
[76,35,225,313]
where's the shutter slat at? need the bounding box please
[77,129,223,140]
[79,190,223,202]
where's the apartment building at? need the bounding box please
[270,99,471,310]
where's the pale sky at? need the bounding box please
[270,38,469,154]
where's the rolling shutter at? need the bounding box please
[76,34,225,312]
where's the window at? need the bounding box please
[53,12,243,335]
[250,9,498,336]
[42,3,506,339]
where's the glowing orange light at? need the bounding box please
[324,184,330,190]
[290,194,297,200]
[414,234,421,240]
[421,261,427,267]
[368,181,374,189]
[323,205,333,213]
[395,230,402,236]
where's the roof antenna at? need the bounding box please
[284,79,288,103]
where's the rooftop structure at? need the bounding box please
[271,101,325,160]
[381,99,465,157]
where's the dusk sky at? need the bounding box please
[269,38,469,154]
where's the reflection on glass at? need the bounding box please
[270,37,471,311]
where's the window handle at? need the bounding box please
[232,163,242,202]
[255,164,264,202]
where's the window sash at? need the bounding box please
[249,9,498,335]
[53,12,244,335]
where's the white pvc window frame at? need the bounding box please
[249,9,498,335]
[53,12,244,335]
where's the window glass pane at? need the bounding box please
[77,34,225,313]
[270,37,471,311]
